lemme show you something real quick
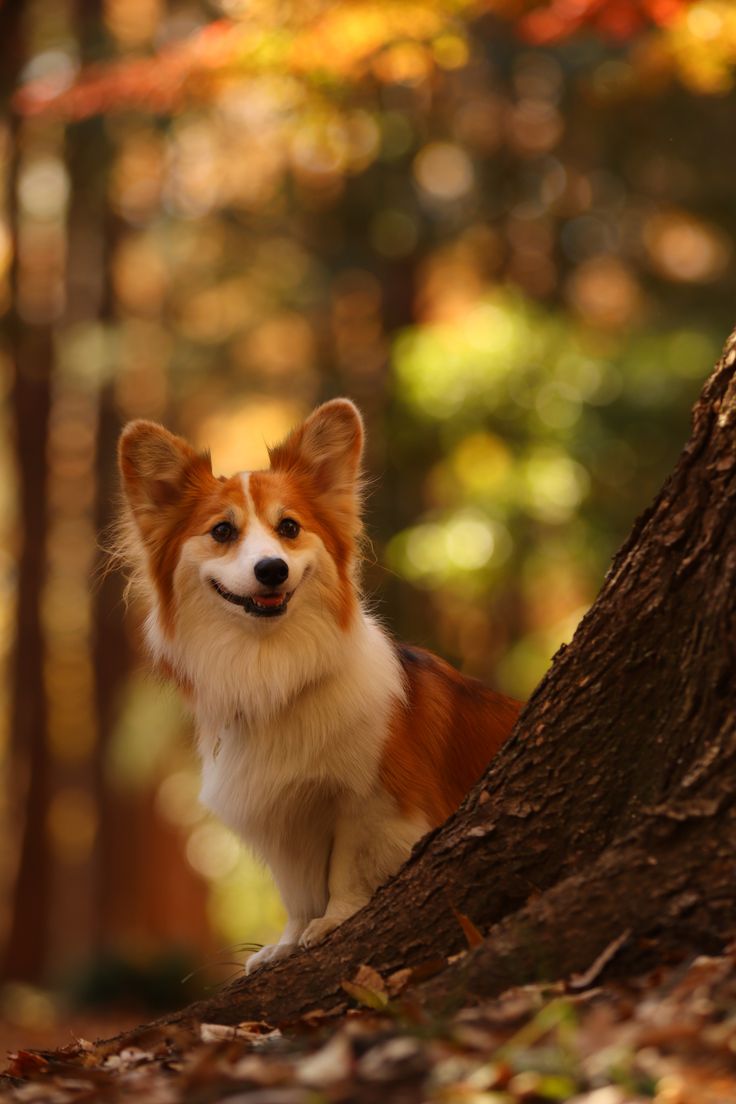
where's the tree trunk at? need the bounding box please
[130,326,736,1030]
[2,3,54,984]
[4,317,53,983]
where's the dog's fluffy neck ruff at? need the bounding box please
[145,592,404,756]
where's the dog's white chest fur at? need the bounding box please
[193,614,426,960]
[196,614,406,861]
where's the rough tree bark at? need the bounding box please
[140,326,736,1030]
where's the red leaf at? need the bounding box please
[452,907,485,949]
[6,1051,49,1079]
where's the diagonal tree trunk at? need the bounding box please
[120,324,736,1031]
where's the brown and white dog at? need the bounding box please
[118,399,521,972]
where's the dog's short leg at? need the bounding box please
[299,793,428,948]
[245,917,311,974]
[297,845,367,949]
[246,828,331,972]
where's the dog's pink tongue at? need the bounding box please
[254,594,285,608]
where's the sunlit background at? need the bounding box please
[1,0,735,1043]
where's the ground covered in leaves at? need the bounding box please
[2,948,735,1104]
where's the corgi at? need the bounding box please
[118,399,521,972]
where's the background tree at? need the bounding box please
[2,0,54,985]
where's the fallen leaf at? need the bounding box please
[341,964,389,1010]
[235,1020,277,1036]
[231,1054,295,1086]
[296,1033,352,1086]
[294,1006,344,1030]
[409,956,448,983]
[6,1051,49,1079]
[200,1023,241,1043]
[352,964,387,994]
[452,907,485,949]
[386,967,412,997]
[357,1036,427,1083]
[341,979,389,1010]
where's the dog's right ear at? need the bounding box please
[119,421,211,520]
[268,399,364,497]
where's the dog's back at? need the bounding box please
[382,645,521,825]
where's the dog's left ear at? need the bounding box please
[269,399,364,495]
[119,420,213,538]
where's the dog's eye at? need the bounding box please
[211,521,236,543]
[277,517,300,540]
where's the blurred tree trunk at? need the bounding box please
[2,4,53,981]
[92,372,133,946]
[4,317,53,983]
[57,0,132,953]
[49,100,109,968]
[153,326,736,1028]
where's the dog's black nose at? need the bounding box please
[254,557,289,586]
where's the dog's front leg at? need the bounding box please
[299,793,426,948]
[244,916,309,974]
[245,831,331,974]
[298,815,369,949]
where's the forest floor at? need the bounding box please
[0,1012,144,1064]
[1,942,735,1104]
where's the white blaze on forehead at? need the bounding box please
[238,472,283,562]
[198,470,314,600]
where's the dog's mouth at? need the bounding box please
[210,579,292,618]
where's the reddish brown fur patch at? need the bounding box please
[253,401,365,632]
[268,400,364,565]
[120,422,249,632]
[149,474,248,632]
[263,404,366,635]
[268,398,364,501]
[154,654,194,699]
[249,469,358,630]
[380,646,522,826]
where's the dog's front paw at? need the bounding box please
[245,942,297,974]
[299,916,340,948]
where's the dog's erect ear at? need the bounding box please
[269,399,364,494]
[119,421,212,517]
